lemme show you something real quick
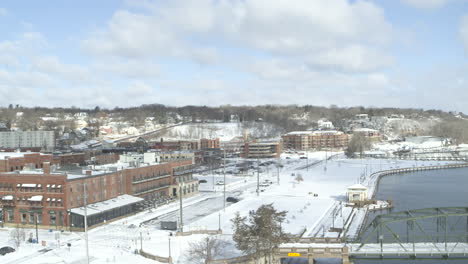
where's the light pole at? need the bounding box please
[223,149,226,211]
[35,213,39,244]
[179,183,183,233]
[256,159,260,196]
[83,183,90,264]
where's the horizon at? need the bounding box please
[1,0,468,112]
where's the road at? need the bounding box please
[142,181,259,230]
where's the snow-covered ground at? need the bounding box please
[0,152,457,263]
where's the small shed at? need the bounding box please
[347,184,368,202]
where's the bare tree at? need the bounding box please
[10,226,25,248]
[186,236,228,264]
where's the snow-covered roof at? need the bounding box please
[353,128,379,132]
[347,184,368,190]
[285,131,314,135]
[71,194,143,217]
[312,130,342,135]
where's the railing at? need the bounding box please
[134,184,170,196]
[139,249,172,263]
[132,173,171,184]
[369,163,468,199]
[176,230,222,236]
[287,237,343,243]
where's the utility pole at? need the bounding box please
[83,183,90,264]
[35,213,39,244]
[218,212,221,231]
[140,231,143,251]
[277,160,280,185]
[168,236,172,262]
[223,148,226,211]
[256,158,260,196]
[179,184,183,232]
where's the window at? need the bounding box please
[21,213,27,223]
[37,213,42,224]
[29,212,35,224]
[7,209,14,222]
[50,212,56,225]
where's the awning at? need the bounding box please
[29,195,43,202]
[2,195,13,200]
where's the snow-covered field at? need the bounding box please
[0,152,458,263]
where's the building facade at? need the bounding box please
[0,158,193,229]
[0,131,55,150]
[282,131,350,150]
[240,142,281,158]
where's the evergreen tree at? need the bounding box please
[231,204,287,263]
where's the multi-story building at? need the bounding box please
[0,156,192,229]
[150,138,219,151]
[200,138,220,149]
[240,142,281,159]
[282,130,350,150]
[352,128,383,142]
[0,152,56,172]
[0,131,55,151]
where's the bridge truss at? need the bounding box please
[352,207,468,254]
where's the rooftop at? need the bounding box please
[70,194,143,217]
[0,151,48,160]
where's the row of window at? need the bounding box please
[2,210,63,226]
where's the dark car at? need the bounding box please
[199,179,207,183]
[226,197,239,203]
[0,246,15,256]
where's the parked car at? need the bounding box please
[199,179,207,183]
[226,197,239,203]
[0,246,15,256]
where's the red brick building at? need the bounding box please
[282,131,350,150]
[0,158,192,229]
[240,142,281,158]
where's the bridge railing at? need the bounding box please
[287,237,343,243]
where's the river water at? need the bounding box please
[354,168,468,264]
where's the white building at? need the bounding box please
[318,119,334,129]
[0,131,55,150]
[347,184,368,202]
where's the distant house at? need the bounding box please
[0,122,9,132]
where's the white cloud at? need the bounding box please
[0,8,7,16]
[461,15,468,53]
[94,59,160,79]
[82,0,393,73]
[400,0,453,9]
[31,56,93,84]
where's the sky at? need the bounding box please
[1,0,468,112]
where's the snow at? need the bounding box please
[28,195,43,202]
[20,184,37,188]
[347,184,368,190]
[0,151,460,263]
[71,195,144,216]
[2,195,13,200]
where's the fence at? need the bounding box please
[139,249,172,263]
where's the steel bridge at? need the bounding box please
[350,207,468,258]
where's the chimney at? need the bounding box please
[85,170,92,176]
[43,162,51,174]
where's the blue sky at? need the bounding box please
[1,0,468,112]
